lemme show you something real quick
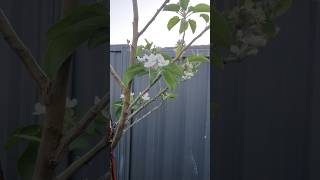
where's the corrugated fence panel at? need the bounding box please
[110,45,210,180]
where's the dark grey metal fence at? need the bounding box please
[110,45,210,180]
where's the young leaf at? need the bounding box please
[165,93,177,99]
[167,16,180,31]
[212,8,231,48]
[162,64,183,89]
[17,142,38,180]
[200,14,210,23]
[192,3,210,12]
[179,19,189,34]
[179,0,190,10]
[123,63,148,85]
[159,51,173,61]
[149,69,159,84]
[212,49,224,70]
[188,19,197,33]
[87,27,108,48]
[44,3,107,79]
[273,0,293,17]
[163,3,180,12]
[136,45,144,57]
[5,124,41,149]
[13,135,41,143]
[187,54,208,62]
[144,39,153,50]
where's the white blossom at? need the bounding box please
[66,98,77,108]
[144,54,158,68]
[33,102,46,115]
[137,54,148,62]
[141,92,150,101]
[120,94,125,99]
[157,54,170,67]
[131,92,134,96]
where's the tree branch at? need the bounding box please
[129,26,209,109]
[130,0,139,64]
[53,92,109,163]
[128,87,167,121]
[137,0,170,38]
[0,9,48,90]
[110,64,126,89]
[55,138,106,180]
[174,25,210,63]
[124,100,164,133]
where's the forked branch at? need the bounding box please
[0,9,48,90]
[53,92,109,163]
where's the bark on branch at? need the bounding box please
[55,138,107,180]
[0,9,48,90]
[137,0,170,38]
[110,64,126,89]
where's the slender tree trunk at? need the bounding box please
[32,60,72,180]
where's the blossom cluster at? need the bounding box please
[182,62,195,80]
[120,92,150,101]
[137,53,170,68]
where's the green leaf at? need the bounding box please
[144,39,153,50]
[136,46,144,57]
[212,50,224,70]
[149,69,159,84]
[5,124,41,149]
[123,63,148,85]
[188,19,197,33]
[13,135,41,143]
[159,51,173,61]
[162,64,183,89]
[87,28,108,48]
[167,16,180,31]
[179,0,190,10]
[200,14,210,23]
[187,54,208,62]
[262,20,277,38]
[212,8,231,48]
[165,93,177,99]
[44,3,107,79]
[192,3,210,12]
[163,4,180,12]
[112,100,123,120]
[179,19,189,34]
[273,0,293,17]
[17,142,38,180]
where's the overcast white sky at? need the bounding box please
[110,0,210,47]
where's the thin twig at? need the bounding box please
[53,93,109,163]
[0,9,48,90]
[128,74,161,110]
[128,87,167,121]
[115,86,167,127]
[110,64,126,89]
[137,0,170,38]
[124,101,164,133]
[174,25,210,63]
[55,138,106,180]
